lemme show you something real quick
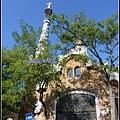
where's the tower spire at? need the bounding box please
[33,2,53,117]
[35,2,53,57]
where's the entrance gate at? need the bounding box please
[56,93,97,120]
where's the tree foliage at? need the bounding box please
[50,11,118,69]
[2,20,60,118]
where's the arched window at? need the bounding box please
[68,68,73,79]
[75,67,80,78]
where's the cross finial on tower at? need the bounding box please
[46,2,52,9]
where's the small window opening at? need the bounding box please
[75,67,80,78]
[68,68,73,79]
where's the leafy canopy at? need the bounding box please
[50,11,118,69]
[2,20,61,117]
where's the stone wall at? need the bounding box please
[18,57,118,120]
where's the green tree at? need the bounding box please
[2,46,27,117]
[50,10,118,81]
[2,20,60,119]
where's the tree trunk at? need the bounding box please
[109,84,116,120]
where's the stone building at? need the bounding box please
[18,2,119,120]
[37,43,119,120]
[19,42,119,120]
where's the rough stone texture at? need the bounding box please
[18,56,118,120]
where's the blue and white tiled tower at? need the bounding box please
[35,2,53,57]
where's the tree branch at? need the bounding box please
[62,26,104,64]
[111,41,119,51]
[112,56,119,64]
[40,89,47,117]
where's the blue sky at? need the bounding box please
[2,0,118,50]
